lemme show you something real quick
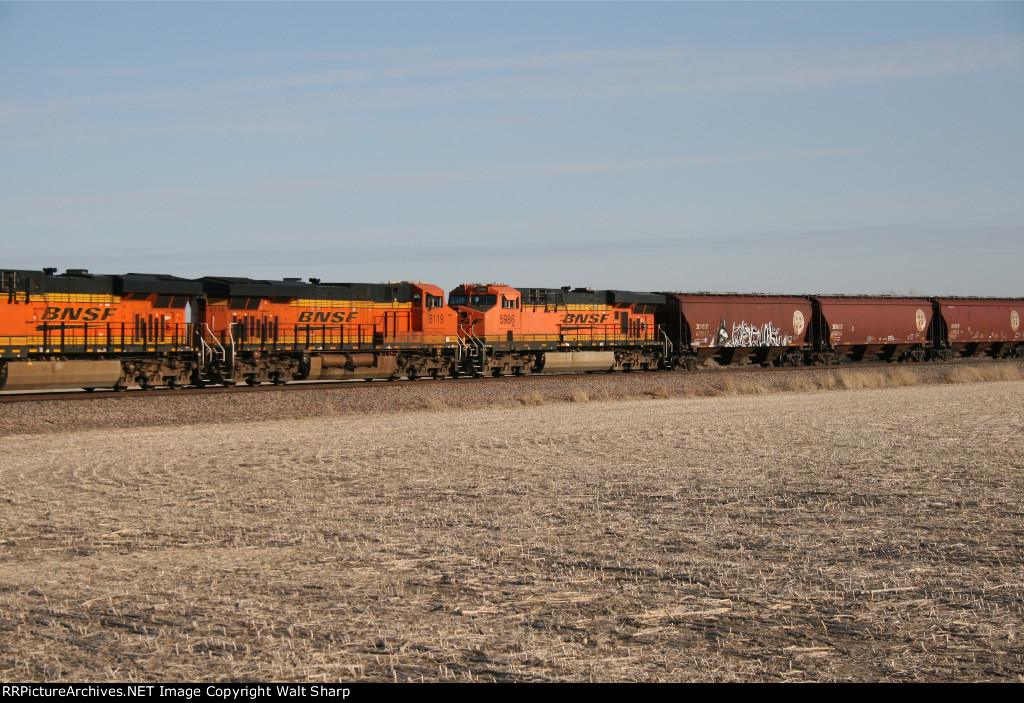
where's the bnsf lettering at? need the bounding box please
[298,311,358,323]
[41,306,117,322]
[562,313,610,324]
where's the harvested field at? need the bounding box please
[1,379,1023,681]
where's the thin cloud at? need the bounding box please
[2,34,1021,147]
[0,146,887,219]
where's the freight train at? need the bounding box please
[1,268,1021,392]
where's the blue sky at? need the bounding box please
[1,2,1022,296]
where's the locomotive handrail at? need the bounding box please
[457,324,487,371]
[27,321,193,353]
[225,323,236,375]
[199,323,226,367]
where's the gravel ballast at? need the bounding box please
[1,360,1021,437]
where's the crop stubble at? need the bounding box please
[0,378,1022,681]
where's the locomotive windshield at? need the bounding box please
[449,293,497,309]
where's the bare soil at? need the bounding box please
[1,377,1022,682]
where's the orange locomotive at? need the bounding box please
[195,277,459,385]
[0,269,460,391]
[446,284,669,377]
[0,269,200,390]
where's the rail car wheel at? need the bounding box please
[271,374,287,386]
[166,379,181,390]
[512,367,523,376]
[492,369,503,378]
[113,383,128,392]
[245,377,260,386]
[430,369,441,380]
[84,388,96,393]
[407,370,419,381]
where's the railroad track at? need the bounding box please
[1,358,1014,404]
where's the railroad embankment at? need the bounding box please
[1,360,1021,437]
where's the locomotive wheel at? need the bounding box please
[166,379,181,390]
[492,369,503,378]
[245,377,261,386]
[113,383,128,392]
[512,367,523,376]
[407,369,419,381]
[272,374,287,386]
[429,369,441,380]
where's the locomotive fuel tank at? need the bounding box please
[0,359,122,391]
[538,351,615,374]
[306,353,399,380]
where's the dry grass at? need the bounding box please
[833,368,918,390]
[944,365,1022,384]
[717,376,769,395]
[570,391,590,403]
[1,380,1022,682]
[784,375,820,393]
[519,392,545,406]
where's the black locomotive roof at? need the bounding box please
[320,282,415,303]
[2,269,205,297]
[118,273,203,296]
[0,269,111,295]
[198,277,415,303]
[1,269,99,295]
[518,287,665,306]
[606,290,666,305]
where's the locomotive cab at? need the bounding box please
[448,284,521,342]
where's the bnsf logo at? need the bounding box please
[562,313,610,324]
[41,306,117,322]
[298,311,358,323]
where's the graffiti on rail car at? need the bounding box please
[715,319,793,348]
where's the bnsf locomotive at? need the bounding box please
[0,268,1021,392]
